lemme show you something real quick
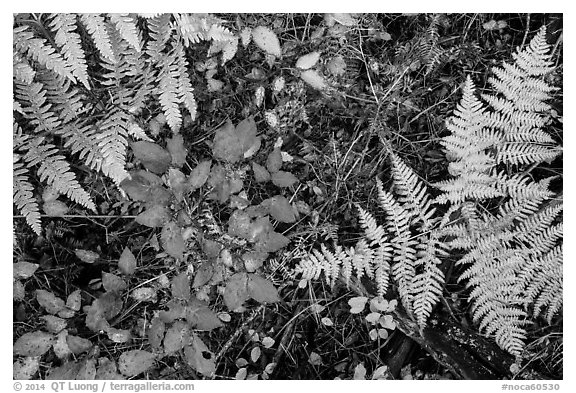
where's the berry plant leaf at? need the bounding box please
[14,331,55,357]
[118,350,156,377]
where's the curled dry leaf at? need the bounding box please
[135,205,170,228]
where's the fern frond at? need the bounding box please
[109,13,142,52]
[145,14,173,62]
[49,13,90,89]
[36,71,86,123]
[21,136,96,212]
[13,25,75,83]
[95,109,130,184]
[174,13,208,46]
[389,153,435,228]
[13,154,41,235]
[175,42,198,121]
[157,52,182,132]
[15,81,61,132]
[80,13,116,63]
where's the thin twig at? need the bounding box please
[521,14,531,49]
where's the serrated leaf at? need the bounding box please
[212,121,243,163]
[14,261,39,279]
[186,298,223,331]
[163,321,191,355]
[118,350,156,377]
[224,273,250,311]
[40,315,67,333]
[252,162,271,183]
[166,134,187,168]
[242,251,268,273]
[255,230,290,253]
[36,289,65,314]
[102,272,127,293]
[135,205,170,228]
[75,249,99,264]
[184,334,216,377]
[159,300,187,323]
[46,360,82,380]
[236,116,258,153]
[296,51,321,70]
[107,328,131,343]
[161,221,185,260]
[247,274,281,304]
[189,160,212,190]
[252,26,281,57]
[13,356,40,380]
[52,330,71,359]
[330,13,358,26]
[300,69,328,90]
[171,272,191,301]
[148,317,165,350]
[14,331,54,357]
[132,141,172,174]
[14,280,25,301]
[66,334,92,354]
[96,357,123,380]
[118,247,137,275]
[271,171,298,188]
[268,196,297,223]
[243,136,261,158]
[266,148,282,173]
